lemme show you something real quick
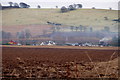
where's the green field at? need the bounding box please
[1,8,119,32]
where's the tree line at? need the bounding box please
[50,25,110,33]
[61,4,82,13]
[0,2,30,9]
[1,29,31,40]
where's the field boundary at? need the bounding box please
[2,45,119,50]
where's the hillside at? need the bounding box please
[0,8,119,34]
[1,9,118,25]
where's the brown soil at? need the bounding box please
[2,46,119,79]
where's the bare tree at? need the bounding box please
[56,26,61,31]
[24,29,31,38]
[2,31,12,39]
[75,27,79,31]
[20,31,25,39]
[83,27,87,32]
[90,27,93,32]
[70,26,74,31]
[79,25,84,32]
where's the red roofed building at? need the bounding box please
[8,40,17,45]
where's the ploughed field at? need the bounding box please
[2,46,119,78]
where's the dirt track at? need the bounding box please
[2,46,119,78]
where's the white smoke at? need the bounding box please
[99,37,112,42]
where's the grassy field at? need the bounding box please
[1,8,118,27]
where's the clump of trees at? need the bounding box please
[61,4,82,13]
[69,25,90,32]
[112,18,120,23]
[2,2,30,8]
[8,2,13,7]
[19,2,30,8]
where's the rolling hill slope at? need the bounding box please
[1,8,118,26]
[0,8,119,33]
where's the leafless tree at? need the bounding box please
[70,26,74,31]
[90,27,93,32]
[75,27,79,31]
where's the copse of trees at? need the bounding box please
[1,2,31,10]
[19,2,30,8]
[61,3,83,13]
[8,2,13,7]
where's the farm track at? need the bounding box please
[2,46,119,78]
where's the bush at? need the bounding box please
[92,7,95,9]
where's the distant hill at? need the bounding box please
[1,8,118,32]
